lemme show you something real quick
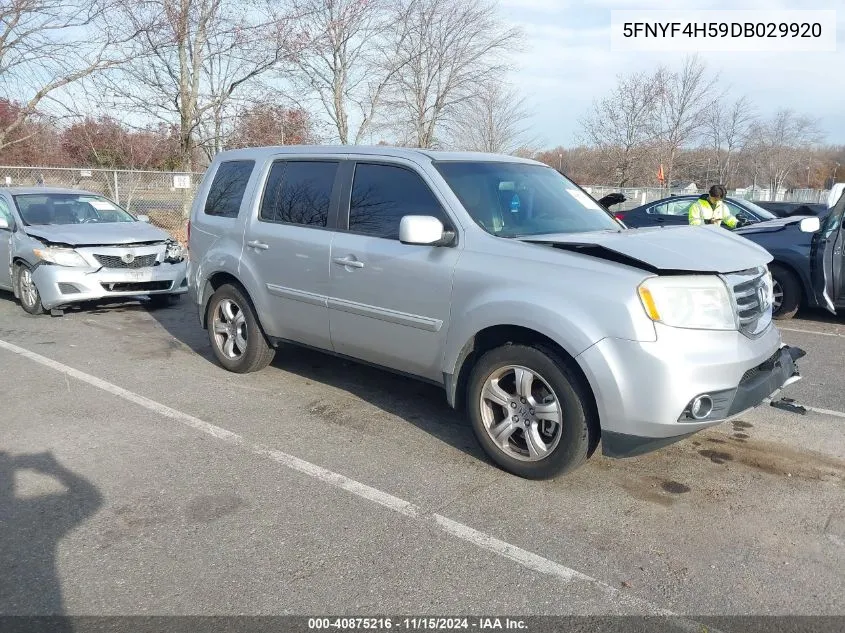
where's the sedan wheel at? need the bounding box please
[17,265,44,315]
[771,279,784,314]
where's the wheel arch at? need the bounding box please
[201,271,262,332]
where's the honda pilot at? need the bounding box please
[187,146,805,479]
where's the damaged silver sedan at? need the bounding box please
[0,187,188,315]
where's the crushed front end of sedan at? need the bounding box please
[0,188,188,315]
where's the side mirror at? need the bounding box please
[399,215,455,246]
[799,217,820,233]
[137,214,150,223]
[0,217,9,230]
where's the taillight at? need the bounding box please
[615,213,625,220]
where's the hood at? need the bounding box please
[733,215,810,235]
[24,221,170,246]
[519,225,771,274]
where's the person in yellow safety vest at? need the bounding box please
[688,184,738,228]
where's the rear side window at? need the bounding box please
[204,160,255,218]
[0,198,13,226]
[260,161,338,227]
[348,163,449,239]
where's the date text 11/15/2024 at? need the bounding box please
[308,618,528,630]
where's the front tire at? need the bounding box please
[16,264,44,315]
[770,264,800,320]
[206,283,274,373]
[466,344,596,479]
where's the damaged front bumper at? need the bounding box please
[601,344,805,458]
[31,260,188,310]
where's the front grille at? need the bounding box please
[725,267,772,338]
[94,254,158,269]
[100,281,172,292]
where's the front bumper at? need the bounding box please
[575,323,804,458]
[31,260,188,309]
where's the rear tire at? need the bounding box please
[770,264,800,320]
[16,264,44,315]
[206,283,274,373]
[466,344,595,479]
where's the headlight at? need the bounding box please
[32,247,88,267]
[165,241,186,262]
[637,275,736,330]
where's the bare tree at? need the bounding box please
[451,81,536,154]
[385,0,522,149]
[0,0,132,151]
[747,109,822,194]
[651,54,714,187]
[578,70,662,186]
[289,0,413,145]
[702,95,756,186]
[104,0,302,170]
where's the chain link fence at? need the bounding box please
[582,185,832,212]
[0,166,205,245]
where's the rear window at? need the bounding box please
[259,160,338,227]
[204,160,255,218]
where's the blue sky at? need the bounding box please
[498,0,845,148]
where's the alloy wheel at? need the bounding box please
[212,298,248,360]
[478,365,563,462]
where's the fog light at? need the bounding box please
[690,395,714,420]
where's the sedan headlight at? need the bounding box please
[637,275,736,330]
[33,247,88,267]
[165,241,186,263]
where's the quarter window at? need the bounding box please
[259,161,338,227]
[348,163,449,239]
[0,198,12,226]
[204,160,255,218]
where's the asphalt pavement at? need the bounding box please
[1,293,844,622]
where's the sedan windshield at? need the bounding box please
[433,161,621,237]
[13,193,136,226]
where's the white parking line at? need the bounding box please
[780,326,845,337]
[0,337,721,628]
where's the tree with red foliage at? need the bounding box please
[0,99,66,166]
[226,104,315,149]
[60,117,181,170]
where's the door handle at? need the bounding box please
[247,240,269,250]
[333,256,364,269]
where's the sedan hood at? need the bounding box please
[733,215,810,235]
[24,222,170,246]
[520,225,772,274]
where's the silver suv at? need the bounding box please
[187,146,804,479]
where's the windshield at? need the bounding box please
[737,198,777,220]
[13,193,136,226]
[433,161,621,237]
